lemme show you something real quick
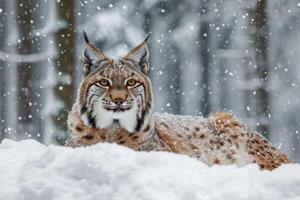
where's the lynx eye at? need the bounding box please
[98,79,110,87]
[126,79,137,87]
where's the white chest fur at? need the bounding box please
[92,101,138,133]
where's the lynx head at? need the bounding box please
[77,32,153,133]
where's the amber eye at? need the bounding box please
[98,79,110,87]
[127,79,137,87]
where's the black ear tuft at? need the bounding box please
[82,42,109,76]
[123,33,151,74]
[83,31,89,44]
[143,32,151,43]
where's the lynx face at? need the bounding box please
[77,34,153,133]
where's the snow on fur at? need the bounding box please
[0,139,299,200]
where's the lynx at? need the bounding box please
[67,33,289,170]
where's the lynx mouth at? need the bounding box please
[103,106,132,112]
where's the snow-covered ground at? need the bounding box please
[0,139,299,200]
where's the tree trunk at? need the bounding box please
[16,0,35,139]
[16,0,52,142]
[199,0,211,117]
[0,0,18,141]
[0,0,7,139]
[53,0,76,144]
[250,0,270,138]
[167,0,182,114]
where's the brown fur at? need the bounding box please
[67,34,290,171]
[209,113,290,170]
[68,106,290,170]
[67,106,106,146]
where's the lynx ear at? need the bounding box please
[82,31,108,76]
[124,33,150,74]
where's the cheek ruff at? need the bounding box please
[91,99,139,133]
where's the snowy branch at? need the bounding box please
[0,48,56,63]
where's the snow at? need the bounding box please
[0,139,300,200]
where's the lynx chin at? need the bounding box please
[67,32,290,170]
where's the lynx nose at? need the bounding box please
[110,89,127,104]
[114,98,125,107]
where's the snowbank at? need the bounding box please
[0,139,299,200]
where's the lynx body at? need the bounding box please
[67,33,289,170]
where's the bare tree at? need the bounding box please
[165,0,183,114]
[15,0,54,142]
[0,0,18,141]
[199,0,211,117]
[0,0,7,139]
[248,0,270,138]
[16,0,36,140]
[53,0,76,143]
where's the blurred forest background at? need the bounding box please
[0,0,300,161]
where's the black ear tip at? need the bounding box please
[144,32,151,43]
[83,31,89,43]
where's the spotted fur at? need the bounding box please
[67,34,290,170]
